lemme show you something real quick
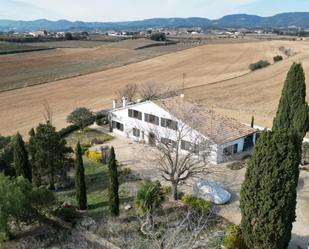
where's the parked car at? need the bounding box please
[193,180,231,205]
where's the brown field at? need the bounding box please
[0,39,196,91]
[1,39,309,137]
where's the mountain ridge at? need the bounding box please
[1,12,309,31]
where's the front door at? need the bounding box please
[148,132,156,146]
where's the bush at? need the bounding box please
[273,55,283,63]
[85,150,102,162]
[249,60,270,71]
[80,144,91,155]
[182,194,211,213]
[95,115,102,125]
[224,225,247,249]
[58,124,79,138]
[53,202,78,223]
[150,32,166,41]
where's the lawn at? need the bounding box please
[65,128,113,148]
[57,157,141,221]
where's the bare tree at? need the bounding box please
[116,83,138,102]
[139,82,178,101]
[42,100,53,124]
[144,99,212,200]
[99,207,216,249]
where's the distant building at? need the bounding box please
[29,30,48,37]
[109,97,256,164]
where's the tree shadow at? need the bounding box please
[88,200,109,210]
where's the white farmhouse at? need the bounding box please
[109,97,256,164]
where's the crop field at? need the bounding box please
[0,39,309,136]
[0,39,196,91]
[0,41,53,54]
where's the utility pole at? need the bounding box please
[182,73,186,95]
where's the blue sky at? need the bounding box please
[1,0,309,21]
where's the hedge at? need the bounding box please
[58,124,79,138]
[249,60,270,71]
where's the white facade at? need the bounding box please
[109,100,256,164]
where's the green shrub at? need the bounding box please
[182,194,211,213]
[58,124,79,138]
[249,60,270,71]
[224,225,247,249]
[53,202,78,223]
[150,32,166,41]
[80,143,91,155]
[273,55,283,63]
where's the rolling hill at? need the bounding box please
[1,12,309,32]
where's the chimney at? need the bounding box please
[122,97,128,107]
[112,99,117,109]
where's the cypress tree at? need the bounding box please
[251,116,254,128]
[13,133,32,182]
[240,130,301,249]
[28,128,40,187]
[272,63,309,137]
[108,147,119,216]
[75,142,87,210]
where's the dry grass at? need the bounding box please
[0,39,309,137]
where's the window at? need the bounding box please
[161,137,177,148]
[243,134,254,151]
[112,121,124,131]
[144,113,159,125]
[161,118,178,130]
[133,128,140,137]
[223,143,238,156]
[181,140,199,154]
[128,109,142,120]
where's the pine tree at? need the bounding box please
[240,130,301,249]
[108,147,119,216]
[28,128,40,187]
[75,142,87,210]
[13,133,31,182]
[34,123,67,190]
[272,63,309,137]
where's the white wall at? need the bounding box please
[110,101,219,163]
[109,101,256,164]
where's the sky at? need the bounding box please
[1,0,309,22]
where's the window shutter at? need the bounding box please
[161,118,166,127]
[155,116,159,125]
[138,111,142,120]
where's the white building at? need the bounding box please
[109,97,256,164]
